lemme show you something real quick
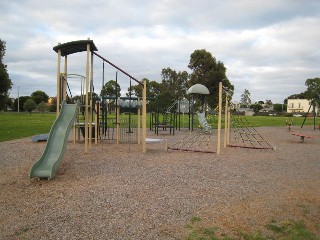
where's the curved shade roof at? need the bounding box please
[53,40,98,56]
[187,84,210,94]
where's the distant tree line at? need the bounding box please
[11,90,51,114]
[106,49,235,113]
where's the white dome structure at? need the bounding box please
[186,84,210,95]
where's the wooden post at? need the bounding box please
[224,95,228,148]
[227,111,231,145]
[89,52,94,148]
[73,123,76,144]
[89,99,93,148]
[85,42,90,153]
[56,48,61,116]
[142,80,147,153]
[217,81,222,154]
[63,56,67,102]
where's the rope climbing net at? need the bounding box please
[167,131,216,153]
[230,115,273,150]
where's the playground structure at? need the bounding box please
[291,133,317,143]
[29,39,274,179]
[167,82,273,153]
[286,118,294,131]
[168,131,216,153]
[300,98,319,130]
[30,39,147,179]
[167,82,229,154]
[150,99,185,135]
[151,98,193,133]
[30,101,79,178]
[197,112,213,132]
[52,39,147,153]
[150,84,213,136]
[100,96,142,143]
[229,115,273,149]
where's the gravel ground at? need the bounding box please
[0,126,319,239]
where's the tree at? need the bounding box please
[130,78,161,97]
[305,78,320,107]
[36,101,48,114]
[264,99,273,108]
[284,92,307,104]
[71,95,82,103]
[188,49,234,110]
[23,99,36,114]
[100,80,121,97]
[273,103,287,113]
[49,97,57,112]
[157,90,174,112]
[240,89,251,107]
[161,67,189,100]
[0,39,13,111]
[7,97,13,111]
[13,96,30,111]
[129,78,161,112]
[250,103,263,114]
[31,90,49,105]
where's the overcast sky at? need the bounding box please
[1,0,320,103]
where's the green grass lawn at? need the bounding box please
[234,115,318,128]
[0,112,318,142]
[185,216,319,240]
[0,112,56,142]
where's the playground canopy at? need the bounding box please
[53,39,98,56]
[187,84,210,95]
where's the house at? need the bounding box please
[231,101,254,116]
[47,97,57,106]
[238,108,255,116]
[287,99,318,115]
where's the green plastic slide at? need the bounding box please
[29,101,78,179]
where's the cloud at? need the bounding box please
[1,0,320,104]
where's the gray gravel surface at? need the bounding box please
[0,126,319,239]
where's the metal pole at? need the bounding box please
[142,80,147,153]
[92,52,142,86]
[17,86,20,113]
[301,103,312,128]
[224,95,228,148]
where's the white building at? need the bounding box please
[287,99,318,114]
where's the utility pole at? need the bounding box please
[17,86,20,113]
